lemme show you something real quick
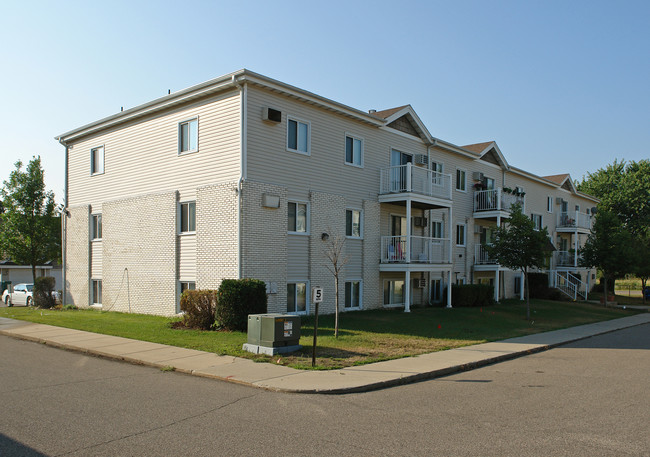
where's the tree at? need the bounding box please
[323,231,348,338]
[577,159,650,237]
[580,210,634,306]
[0,157,60,284]
[486,204,550,320]
[632,231,650,305]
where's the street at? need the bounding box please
[1,324,649,456]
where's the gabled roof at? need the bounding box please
[372,105,434,144]
[461,141,509,169]
[542,173,577,193]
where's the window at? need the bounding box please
[345,134,363,167]
[345,280,361,309]
[456,169,466,191]
[288,202,308,233]
[180,202,196,233]
[91,214,102,240]
[90,146,104,175]
[178,119,198,154]
[92,279,102,305]
[531,214,543,230]
[346,209,362,238]
[287,282,307,313]
[383,280,404,306]
[180,281,196,295]
[432,221,444,238]
[514,276,522,295]
[287,118,309,154]
[547,196,553,213]
[456,224,466,246]
[575,205,580,212]
[431,161,443,174]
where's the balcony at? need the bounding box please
[553,250,583,268]
[475,244,499,266]
[557,211,592,231]
[380,236,450,266]
[379,163,452,206]
[474,188,524,214]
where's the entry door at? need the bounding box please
[390,215,407,261]
[431,278,442,303]
[484,177,495,190]
[390,150,413,191]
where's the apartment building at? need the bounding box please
[55,69,598,316]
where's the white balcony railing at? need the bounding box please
[379,163,452,200]
[380,235,450,264]
[475,244,499,265]
[553,250,583,268]
[474,188,524,213]
[557,211,592,230]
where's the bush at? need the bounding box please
[216,279,267,331]
[527,273,550,299]
[180,290,218,330]
[33,277,57,309]
[451,284,495,307]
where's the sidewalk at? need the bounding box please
[2,313,649,394]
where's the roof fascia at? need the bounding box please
[478,142,509,169]
[509,167,599,202]
[381,106,434,144]
[432,139,479,159]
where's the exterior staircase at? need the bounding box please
[551,270,588,301]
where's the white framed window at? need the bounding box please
[547,196,553,213]
[91,214,102,240]
[178,118,198,154]
[345,280,362,309]
[431,161,443,174]
[288,201,309,234]
[575,204,580,212]
[346,209,362,238]
[456,169,467,192]
[531,213,543,230]
[432,221,444,238]
[92,279,102,305]
[179,201,196,234]
[287,117,310,154]
[383,280,405,307]
[180,281,196,295]
[456,224,466,246]
[344,134,363,167]
[287,281,308,314]
[90,146,104,175]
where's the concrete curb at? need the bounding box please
[2,313,649,394]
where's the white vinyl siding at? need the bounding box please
[67,90,240,208]
[178,234,196,279]
[287,236,309,279]
[90,146,104,175]
[91,242,102,279]
[178,118,198,154]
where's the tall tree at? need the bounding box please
[486,204,549,320]
[577,159,650,236]
[580,210,634,306]
[0,157,60,284]
[632,231,650,305]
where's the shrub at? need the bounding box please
[451,284,495,307]
[216,279,267,331]
[33,277,57,309]
[527,273,550,299]
[180,290,218,330]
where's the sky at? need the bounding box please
[1,0,648,203]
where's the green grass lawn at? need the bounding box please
[0,300,639,369]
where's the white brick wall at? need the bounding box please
[102,191,177,315]
[65,205,90,307]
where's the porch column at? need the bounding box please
[404,270,411,313]
[574,230,578,267]
[448,207,453,264]
[446,270,452,308]
[520,271,525,300]
[494,269,500,302]
[406,199,411,263]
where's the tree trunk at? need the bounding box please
[642,278,647,305]
[524,269,530,320]
[334,275,339,338]
[31,264,37,287]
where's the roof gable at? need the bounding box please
[462,141,509,169]
[373,105,433,143]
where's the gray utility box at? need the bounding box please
[243,314,302,356]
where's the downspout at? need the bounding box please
[232,75,247,279]
[58,138,69,306]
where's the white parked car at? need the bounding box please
[3,283,34,307]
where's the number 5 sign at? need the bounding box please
[311,287,323,303]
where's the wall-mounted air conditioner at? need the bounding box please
[262,107,282,123]
[414,278,426,288]
[415,154,428,165]
[414,217,428,227]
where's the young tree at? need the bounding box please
[486,204,549,320]
[323,231,348,338]
[0,157,60,284]
[580,210,634,306]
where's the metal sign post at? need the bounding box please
[311,287,323,368]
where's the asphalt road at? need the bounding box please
[1,324,649,457]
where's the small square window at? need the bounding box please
[345,281,362,309]
[346,209,362,238]
[90,146,104,175]
[456,224,466,246]
[456,169,466,191]
[179,119,198,154]
[345,135,363,167]
[91,214,102,240]
[287,282,307,313]
[287,118,310,154]
[180,202,196,233]
[288,202,308,233]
